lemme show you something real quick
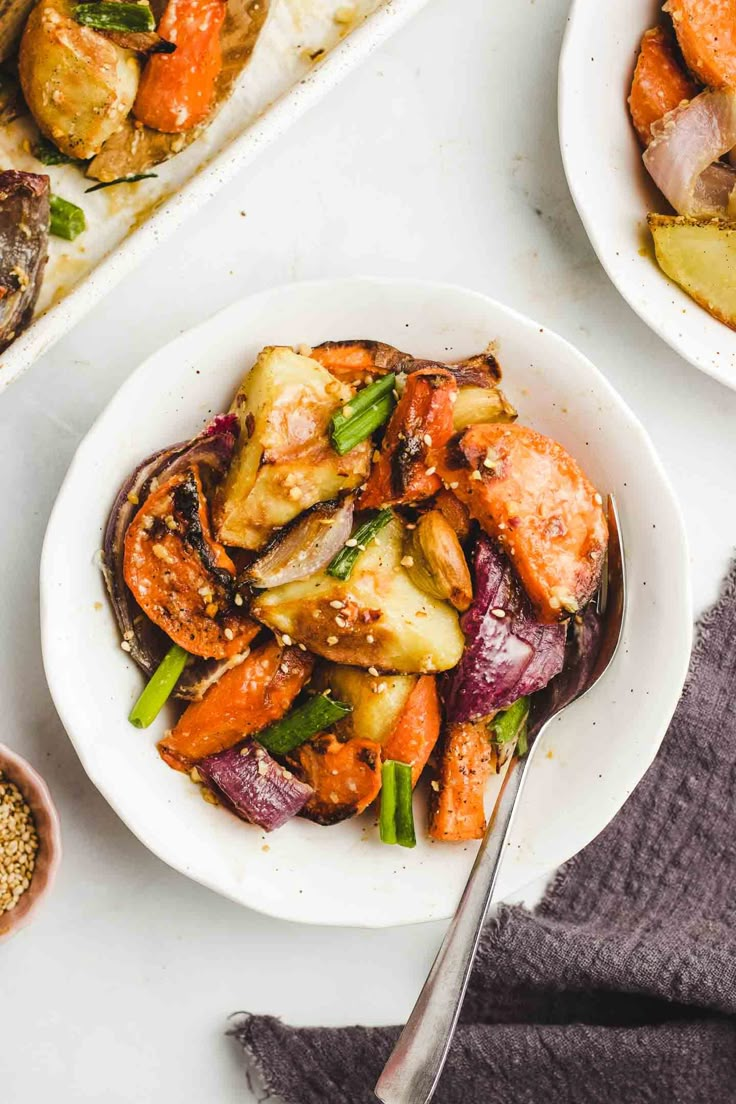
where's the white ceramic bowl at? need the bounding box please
[40,277,691,927]
[560,0,736,391]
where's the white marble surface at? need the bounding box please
[3,0,736,1100]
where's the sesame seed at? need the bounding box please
[483,457,496,469]
[450,481,459,490]
[406,522,416,530]
[431,780,440,792]
[377,682,387,694]
[368,666,379,677]
[298,642,307,651]
[335,616,347,628]
[342,404,354,418]
[366,634,375,643]
[330,600,345,609]
[491,608,506,619]
[0,770,39,916]
[289,486,303,501]
[326,635,338,645]
[281,634,292,646]
[423,434,433,447]
[224,627,234,641]
[126,492,139,505]
[471,470,482,482]
[234,593,244,606]
[120,640,132,652]
[401,555,414,568]
[345,538,358,548]
[594,492,603,505]
[425,467,436,476]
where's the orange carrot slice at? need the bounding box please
[133,0,226,133]
[289,734,382,824]
[428,721,496,842]
[667,0,736,90]
[158,640,314,770]
[629,25,698,144]
[383,675,441,787]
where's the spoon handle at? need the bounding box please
[374,752,532,1104]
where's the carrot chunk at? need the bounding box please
[383,676,441,787]
[629,25,698,144]
[667,0,736,90]
[309,340,411,386]
[289,734,382,824]
[124,468,259,659]
[158,640,314,770]
[359,366,458,509]
[133,0,226,133]
[436,423,608,623]
[428,721,496,842]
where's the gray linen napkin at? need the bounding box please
[231,560,736,1103]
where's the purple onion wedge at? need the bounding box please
[528,600,603,739]
[198,739,313,831]
[101,414,238,686]
[443,535,566,723]
[245,497,354,589]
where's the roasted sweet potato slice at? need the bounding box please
[124,467,259,659]
[428,720,497,842]
[629,25,698,145]
[309,340,413,385]
[667,0,736,90]
[436,423,607,622]
[288,733,382,825]
[383,676,441,787]
[158,640,314,770]
[359,365,458,509]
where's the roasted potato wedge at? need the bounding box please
[215,346,371,550]
[452,385,516,433]
[250,515,464,673]
[312,663,417,744]
[19,0,140,159]
[649,214,736,329]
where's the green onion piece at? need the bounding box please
[72,1,155,31]
[379,760,398,845]
[326,508,393,581]
[49,194,86,241]
[517,724,529,759]
[33,139,77,166]
[489,697,530,746]
[256,693,351,757]
[128,644,188,729]
[330,373,396,455]
[85,173,158,193]
[394,761,416,848]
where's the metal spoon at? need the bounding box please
[375,495,626,1104]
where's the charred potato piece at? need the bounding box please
[436,422,607,622]
[0,170,49,353]
[251,516,464,673]
[312,663,416,744]
[648,214,736,329]
[19,0,140,159]
[215,346,371,550]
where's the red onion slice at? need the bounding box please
[245,497,354,589]
[644,90,736,217]
[198,739,313,831]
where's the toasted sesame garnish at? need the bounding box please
[152,543,176,563]
[224,627,234,641]
[366,634,375,644]
[594,492,603,505]
[330,600,345,609]
[289,486,303,501]
[401,555,414,568]
[335,616,347,628]
[449,481,459,490]
[120,640,132,653]
[326,635,339,645]
[281,634,293,646]
[126,492,139,505]
[342,404,354,418]
[234,592,244,607]
[470,470,482,482]
[298,642,307,651]
[165,515,177,531]
[423,433,433,447]
[430,779,440,792]
[345,538,358,548]
[376,682,387,694]
[257,759,269,776]
[405,522,416,530]
[368,666,379,677]
[142,515,154,530]
[491,608,506,619]
[0,770,39,916]
[448,391,457,404]
[483,457,496,470]
[425,466,436,476]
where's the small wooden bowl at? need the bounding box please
[0,743,61,940]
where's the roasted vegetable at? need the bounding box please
[197,739,313,831]
[629,26,698,146]
[49,193,85,240]
[87,0,268,180]
[73,1,156,33]
[379,760,415,848]
[403,509,472,611]
[133,0,225,132]
[428,719,498,842]
[124,467,258,658]
[309,339,413,385]
[451,386,516,433]
[326,508,393,581]
[158,640,314,769]
[648,213,736,328]
[215,346,371,550]
[432,487,473,543]
[329,373,396,455]
[359,365,458,509]
[311,663,417,745]
[256,693,351,757]
[667,0,736,90]
[437,422,608,621]
[0,170,49,354]
[245,497,354,590]
[288,733,382,825]
[19,0,141,159]
[383,675,441,785]
[129,643,188,728]
[442,535,566,724]
[102,414,239,684]
[251,515,464,673]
